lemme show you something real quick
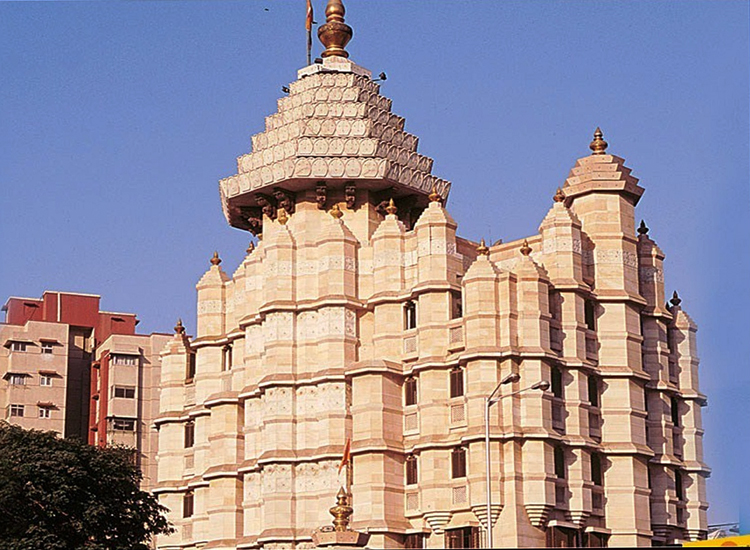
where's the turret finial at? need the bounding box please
[589,127,608,155]
[246,242,255,254]
[277,207,289,225]
[329,486,354,532]
[318,0,353,59]
[174,318,185,335]
[553,187,565,203]
[385,198,398,216]
[329,203,344,219]
[670,290,682,307]
[520,239,532,256]
[476,238,489,256]
[429,186,443,204]
[210,251,221,266]
[638,220,649,235]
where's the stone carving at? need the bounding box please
[255,193,277,219]
[197,300,222,314]
[272,188,295,215]
[345,183,356,209]
[316,182,327,209]
[639,266,664,282]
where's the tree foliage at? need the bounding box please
[0,422,173,550]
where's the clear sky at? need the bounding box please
[1,0,747,529]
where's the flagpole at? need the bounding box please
[306,0,313,66]
[307,28,312,66]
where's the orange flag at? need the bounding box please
[306,0,313,31]
[338,437,351,475]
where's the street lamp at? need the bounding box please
[484,376,550,548]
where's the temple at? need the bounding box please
[153,1,709,547]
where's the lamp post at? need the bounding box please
[484,376,550,548]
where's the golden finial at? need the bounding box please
[670,290,682,307]
[429,186,442,204]
[329,487,354,532]
[385,198,398,216]
[318,0,353,59]
[520,239,532,256]
[210,251,221,266]
[553,187,565,203]
[329,203,344,219]
[246,242,255,254]
[277,207,289,225]
[637,220,649,235]
[476,238,489,256]
[174,318,185,335]
[589,127,608,155]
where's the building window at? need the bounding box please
[445,526,480,549]
[667,326,676,354]
[584,300,597,331]
[546,526,578,548]
[404,377,418,406]
[11,342,27,353]
[112,418,135,431]
[40,375,53,387]
[405,454,418,486]
[404,533,425,549]
[404,301,417,330]
[186,353,196,382]
[449,367,464,398]
[9,404,24,417]
[113,386,136,399]
[551,367,564,399]
[111,354,138,366]
[184,421,195,448]
[8,374,27,386]
[591,452,603,486]
[675,470,684,502]
[222,344,233,371]
[554,446,566,479]
[38,407,52,419]
[451,291,463,319]
[549,289,561,320]
[587,375,599,407]
[41,342,54,354]
[582,531,609,548]
[183,491,195,518]
[451,447,466,479]
[670,397,680,427]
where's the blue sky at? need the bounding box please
[1,0,747,528]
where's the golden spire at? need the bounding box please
[385,198,398,216]
[318,0,353,59]
[329,203,344,219]
[210,251,221,266]
[429,185,442,204]
[277,207,289,225]
[476,238,489,256]
[553,187,565,203]
[520,239,532,256]
[329,487,354,532]
[589,127,608,155]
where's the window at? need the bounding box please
[112,418,135,431]
[38,407,51,419]
[667,326,676,354]
[551,367,564,399]
[546,526,578,548]
[587,375,599,407]
[8,374,27,385]
[40,375,53,387]
[591,452,603,486]
[449,367,464,398]
[549,289,561,320]
[582,531,609,548]
[113,386,136,399]
[584,300,597,331]
[451,447,466,479]
[446,526,480,549]
[41,342,54,354]
[675,470,684,501]
[10,404,24,417]
[184,421,195,448]
[404,301,417,330]
[222,344,233,371]
[554,446,566,479]
[183,491,195,518]
[111,354,138,366]
[405,454,418,485]
[11,342,27,352]
[404,377,418,406]
[186,353,196,382]
[670,397,680,426]
[404,533,425,549]
[451,291,463,320]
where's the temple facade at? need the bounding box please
[153,1,709,548]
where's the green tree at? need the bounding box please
[0,422,173,550]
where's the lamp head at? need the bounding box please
[501,373,520,385]
[531,380,550,392]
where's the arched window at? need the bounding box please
[451,447,467,479]
[404,376,418,406]
[404,301,417,330]
[405,454,418,485]
[222,344,233,371]
[184,421,195,449]
[183,491,194,518]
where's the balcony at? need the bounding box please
[588,409,601,441]
[552,399,565,432]
[591,486,605,516]
[585,334,598,362]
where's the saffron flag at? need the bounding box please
[338,438,351,475]
[306,0,313,31]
